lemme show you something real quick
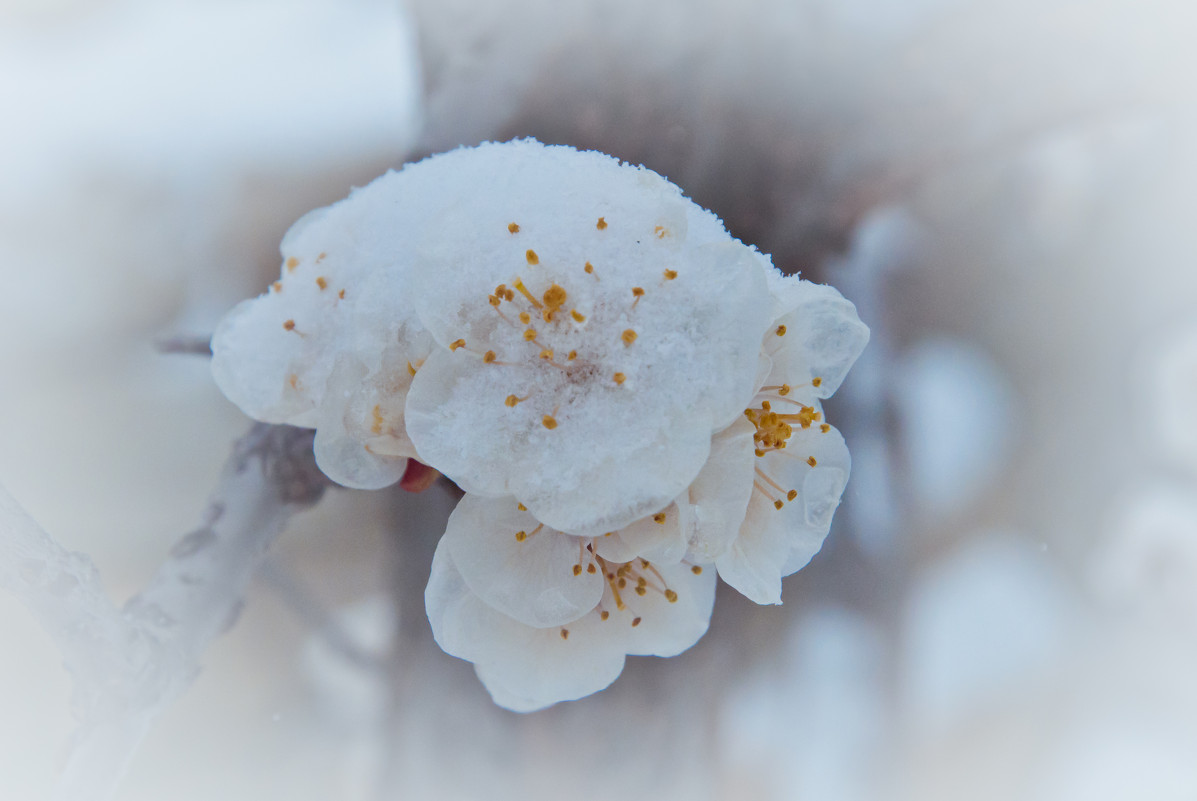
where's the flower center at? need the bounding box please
[452,220,688,428]
[745,379,832,510]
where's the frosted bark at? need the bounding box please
[0,423,328,801]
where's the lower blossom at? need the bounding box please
[426,495,716,711]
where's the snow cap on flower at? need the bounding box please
[404,140,773,536]
[426,494,715,712]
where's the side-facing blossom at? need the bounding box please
[704,279,869,604]
[425,494,715,712]
[209,167,441,489]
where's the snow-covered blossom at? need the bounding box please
[210,170,438,490]
[210,138,868,711]
[402,141,770,536]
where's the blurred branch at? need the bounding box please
[0,423,328,801]
[155,335,213,357]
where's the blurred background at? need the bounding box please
[2,0,1196,798]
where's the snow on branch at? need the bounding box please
[0,423,329,801]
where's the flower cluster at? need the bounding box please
[212,139,868,711]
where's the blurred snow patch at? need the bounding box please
[894,337,1016,516]
[0,0,421,350]
[722,607,886,801]
[1095,485,1197,625]
[300,595,394,731]
[1153,322,1197,474]
[902,533,1080,734]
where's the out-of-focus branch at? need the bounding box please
[0,423,328,801]
[154,335,213,356]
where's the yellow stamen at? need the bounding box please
[517,502,527,510]
[542,415,558,429]
[526,249,539,265]
[652,512,666,524]
[807,456,817,467]
[812,377,823,387]
[316,276,328,290]
[621,329,637,346]
[663,269,677,280]
[508,222,520,233]
[483,350,497,363]
[449,339,466,351]
[523,328,537,341]
[596,217,607,230]
[512,278,542,308]
[776,325,787,336]
[407,361,417,376]
[567,350,577,361]
[691,565,703,575]
[570,309,586,323]
[613,372,626,384]
[286,257,299,271]
[283,319,296,331]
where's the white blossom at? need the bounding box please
[425,495,715,712]
[211,138,868,711]
[210,177,438,490]
[694,279,869,604]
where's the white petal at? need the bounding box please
[606,559,716,657]
[313,355,409,490]
[443,495,604,628]
[681,417,757,563]
[406,347,718,535]
[717,424,850,604]
[615,506,688,565]
[766,279,869,398]
[426,542,625,713]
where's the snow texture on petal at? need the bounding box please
[765,278,869,399]
[427,541,625,712]
[404,141,771,535]
[212,159,437,484]
[717,422,850,604]
[443,495,603,628]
